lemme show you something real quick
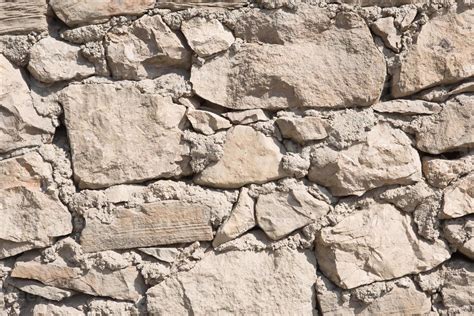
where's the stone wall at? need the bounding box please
[0,0,473,314]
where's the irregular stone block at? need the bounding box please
[309,124,422,196]
[440,174,474,219]
[392,10,474,97]
[0,0,47,35]
[49,0,156,26]
[60,82,190,189]
[275,116,328,144]
[370,17,401,52]
[147,249,317,314]
[138,247,180,263]
[27,37,95,83]
[444,216,474,259]
[0,55,54,154]
[316,201,451,289]
[7,278,75,301]
[156,0,247,10]
[194,125,285,189]
[422,153,474,188]
[441,259,474,314]
[373,99,442,115]
[81,201,213,252]
[336,0,426,6]
[223,109,269,124]
[186,109,231,135]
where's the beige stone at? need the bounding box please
[309,124,422,196]
[276,116,328,144]
[414,95,473,154]
[423,153,474,188]
[106,15,191,80]
[147,249,316,315]
[31,303,83,316]
[440,174,474,219]
[49,0,156,26]
[156,0,247,10]
[194,125,285,189]
[138,247,180,263]
[392,10,474,97]
[7,278,75,301]
[60,82,190,189]
[316,201,451,289]
[27,37,95,83]
[223,109,269,124]
[213,188,256,247]
[191,8,385,110]
[0,152,72,259]
[444,216,474,259]
[186,109,232,135]
[81,201,213,252]
[0,0,48,35]
[373,99,442,115]
[371,17,401,52]
[337,0,426,6]
[181,17,235,57]
[0,55,54,154]
[441,259,474,314]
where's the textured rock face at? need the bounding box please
[0,0,48,35]
[440,174,474,219]
[423,153,474,188]
[60,82,190,189]
[276,116,328,144]
[444,216,474,259]
[316,201,451,289]
[147,249,317,315]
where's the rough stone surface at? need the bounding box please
[373,99,442,115]
[440,174,474,219]
[422,153,474,188]
[186,108,232,135]
[371,17,401,52]
[0,0,48,35]
[444,216,474,259]
[276,116,328,144]
[223,109,269,124]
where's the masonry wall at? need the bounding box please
[0,0,473,314]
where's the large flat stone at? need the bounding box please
[0,0,48,35]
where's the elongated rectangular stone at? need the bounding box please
[0,0,48,35]
[81,201,214,252]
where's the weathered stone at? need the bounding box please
[392,10,474,97]
[378,181,435,212]
[309,124,422,196]
[194,125,285,189]
[316,201,451,289]
[11,261,142,302]
[276,116,328,144]
[0,152,72,259]
[81,201,213,252]
[181,17,234,57]
[223,109,269,124]
[27,37,95,83]
[0,0,48,35]
[441,259,474,314]
[186,109,232,135]
[60,82,190,189]
[337,0,426,6]
[414,95,473,154]
[30,303,83,316]
[147,249,316,314]
[373,99,442,115]
[49,0,156,26]
[371,17,401,52]
[138,247,180,263]
[444,216,474,259]
[423,153,474,188]
[106,15,191,80]
[213,188,256,247]
[440,174,474,219]
[7,278,75,301]
[191,8,385,110]
[0,55,54,154]
[156,0,247,10]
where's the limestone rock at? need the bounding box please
[27,37,95,83]
[81,201,213,252]
[194,125,285,189]
[213,188,256,247]
[444,216,474,259]
[0,55,54,154]
[186,109,232,135]
[7,278,75,301]
[106,15,191,80]
[378,181,435,212]
[414,95,473,154]
[156,0,247,10]
[441,259,474,314]
[316,201,451,289]
[181,17,235,57]
[0,0,48,35]
[337,0,426,6]
[392,10,474,97]
[223,109,269,124]
[275,116,328,144]
[373,99,442,115]
[29,303,83,316]
[371,17,401,52]
[138,247,180,263]
[60,82,190,189]
[147,249,317,315]
[0,152,72,259]
[440,174,474,219]
[423,153,474,188]
[191,8,385,110]
[49,0,156,26]
[309,124,422,196]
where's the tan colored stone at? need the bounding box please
[414,95,473,154]
[181,17,235,57]
[0,152,72,259]
[213,188,256,247]
[444,216,474,259]
[373,99,442,115]
[371,17,401,52]
[156,0,247,10]
[316,201,451,289]
[441,259,474,314]
[147,249,316,315]
[81,201,213,252]
[0,55,54,154]
[60,82,190,189]
[276,116,328,144]
[191,8,385,110]
[194,125,285,189]
[8,278,75,301]
[11,261,142,302]
[0,0,47,35]
[31,303,83,316]
[186,109,232,135]
[423,153,474,188]
[27,37,95,83]
[392,10,474,97]
[106,15,191,80]
[309,124,422,196]
[49,0,156,26]
[223,109,269,124]
[337,0,426,6]
[440,174,474,219]
[138,247,180,263]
